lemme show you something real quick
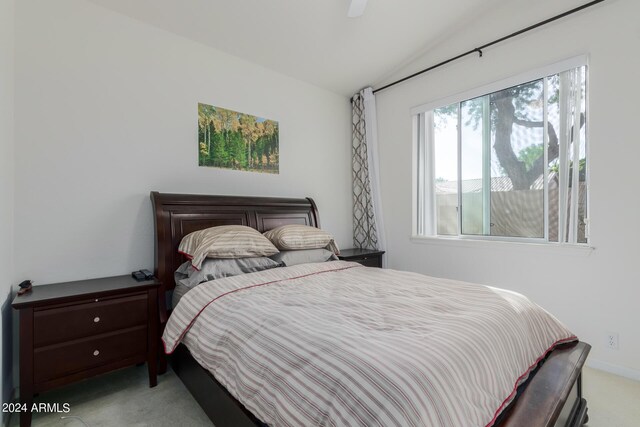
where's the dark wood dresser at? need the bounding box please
[12,275,160,427]
[337,248,385,268]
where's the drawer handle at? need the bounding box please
[93,350,100,356]
[93,316,100,323]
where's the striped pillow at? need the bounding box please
[179,225,279,270]
[263,224,340,255]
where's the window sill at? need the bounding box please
[409,235,595,256]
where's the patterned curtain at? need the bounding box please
[351,88,384,250]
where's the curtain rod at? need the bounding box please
[366,0,605,97]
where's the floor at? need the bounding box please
[582,367,640,427]
[9,366,212,427]
[8,366,640,426]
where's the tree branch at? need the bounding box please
[513,118,544,128]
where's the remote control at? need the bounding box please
[131,271,146,281]
[139,269,154,280]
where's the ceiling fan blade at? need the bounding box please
[347,0,368,18]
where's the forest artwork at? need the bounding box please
[198,103,279,174]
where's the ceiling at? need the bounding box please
[86,0,506,96]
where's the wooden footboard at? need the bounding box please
[500,341,591,427]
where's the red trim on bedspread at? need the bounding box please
[485,335,578,427]
[162,265,359,354]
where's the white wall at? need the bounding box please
[375,0,640,378]
[0,0,15,410]
[0,4,15,265]
[13,0,352,285]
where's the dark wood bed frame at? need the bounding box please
[151,191,591,427]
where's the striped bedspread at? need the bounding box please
[163,261,576,427]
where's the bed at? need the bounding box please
[151,191,590,427]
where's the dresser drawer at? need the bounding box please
[34,293,148,347]
[34,326,147,384]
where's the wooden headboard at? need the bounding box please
[150,191,320,321]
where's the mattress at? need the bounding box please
[163,261,576,427]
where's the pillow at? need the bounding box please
[263,224,340,254]
[270,249,338,267]
[175,257,282,289]
[179,225,279,269]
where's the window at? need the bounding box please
[414,61,588,244]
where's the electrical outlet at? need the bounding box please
[605,332,619,350]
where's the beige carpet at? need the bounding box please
[9,365,640,426]
[583,367,640,427]
[9,366,212,427]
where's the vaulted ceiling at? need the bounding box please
[86,0,507,96]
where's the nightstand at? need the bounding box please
[338,248,385,268]
[12,275,160,427]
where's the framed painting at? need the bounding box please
[198,103,279,174]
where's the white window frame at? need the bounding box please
[411,56,592,249]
